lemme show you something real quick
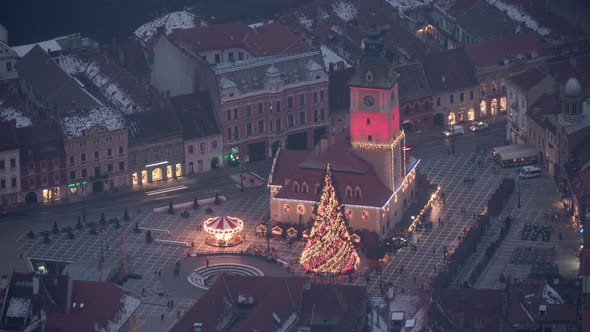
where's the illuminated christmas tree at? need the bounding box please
[300,163,360,275]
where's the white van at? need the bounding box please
[443,125,464,137]
[519,166,542,179]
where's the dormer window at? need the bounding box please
[293,181,300,193]
[354,186,362,198]
[366,71,373,81]
[346,186,353,197]
[302,182,309,193]
[315,182,321,194]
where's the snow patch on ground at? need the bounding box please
[6,297,31,318]
[0,104,32,128]
[62,106,126,138]
[486,0,551,36]
[298,13,313,30]
[134,11,198,43]
[320,44,351,70]
[58,55,143,114]
[96,295,141,332]
[332,1,358,22]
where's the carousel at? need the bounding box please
[203,216,244,247]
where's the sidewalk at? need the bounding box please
[19,160,273,213]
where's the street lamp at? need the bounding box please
[451,134,456,155]
[240,159,244,192]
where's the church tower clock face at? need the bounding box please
[363,95,375,106]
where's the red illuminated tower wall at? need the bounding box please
[349,84,400,144]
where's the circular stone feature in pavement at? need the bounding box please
[187,263,264,289]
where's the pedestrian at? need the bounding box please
[432,248,435,255]
[171,300,174,308]
[142,288,145,296]
[177,310,180,318]
[161,313,164,321]
[349,274,353,282]
[106,244,110,253]
[417,237,420,244]
[158,270,161,278]
[413,276,416,284]
[206,259,209,268]
[558,232,562,240]
[438,217,441,224]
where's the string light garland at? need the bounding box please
[300,163,360,275]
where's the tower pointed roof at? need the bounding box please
[348,28,398,90]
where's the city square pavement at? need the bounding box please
[9,123,582,330]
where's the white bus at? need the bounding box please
[519,166,542,179]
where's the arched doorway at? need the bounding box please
[491,98,498,115]
[211,157,219,170]
[25,192,38,205]
[271,141,281,158]
[447,112,456,125]
[434,113,444,126]
[480,100,487,116]
[152,168,163,182]
[468,108,475,121]
[93,181,103,193]
[402,120,414,132]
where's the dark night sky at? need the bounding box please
[0,0,195,45]
[0,0,283,46]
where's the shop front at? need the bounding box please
[42,186,62,202]
[68,181,88,197]
[131,161,183,186]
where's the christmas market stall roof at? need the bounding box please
[269,134,394,207]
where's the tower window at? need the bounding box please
[366,71,373,81]
[368,135,373,141]
[366,118,371,125]
[346,186,353,197]
[302,182,309,193]
[315,182,321,194]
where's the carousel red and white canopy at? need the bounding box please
[203,216,244,234]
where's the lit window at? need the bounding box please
[302,182,309,193]
[362,211,369,220]
[354,186,361,198]
[297,204,305,214]
[283,204,290,212]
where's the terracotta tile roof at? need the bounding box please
[396,62,432,103]
[170,275,304,332]
[348,53,399,90]
[299,283,366,327]
[466,32,544,68]
[270,135,393,207]
[526,93,560,129]
[508,281,579,326]
[44,281,140,332]
[0,120,18,151]
[16,121,63,147]
[421,48,478,92]
[509,67,549,92]
[329,67,355,112]
[433,288,504,332]
[508,0,587,39]
[170,92,220,139]
[549,55,590,89]
[168,21,307,59]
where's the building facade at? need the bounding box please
[62,109,129,197]
[421,48,479,126]
[396,62,433,131]
[215,51,329,164]
[17,122,67,205]
[171,92,223,174]
[0,121,20,209]
[127,110,184,186]
[0,25,19,82]
[268,31,417,238]
[506,68,554,144]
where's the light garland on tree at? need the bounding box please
[300,163,360,275]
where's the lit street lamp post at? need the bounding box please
[517,177,521,208]
[240,159,244,192]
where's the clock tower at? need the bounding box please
[348,28,408,193]
[348,28,400,144]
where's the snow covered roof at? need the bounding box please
[95,295,141,332]
[6,297,31,318]
[12,39,63,57]
[61,106,126,138]
[386,0,434,13]
[332,1,358,22]
[320,45,352,71]
[486,0,550,36]
[134,11,199,43]
[57,54,147,114]
[0,106,32,128]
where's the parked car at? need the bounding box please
[443,125,464,137]
[469,121,489,132]
[384,236,408,250]
[519,166,542,179]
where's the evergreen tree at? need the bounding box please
[100,212,106,225]
[123,208,130,221]
[300,164,360,275]
[52,221,59,234]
